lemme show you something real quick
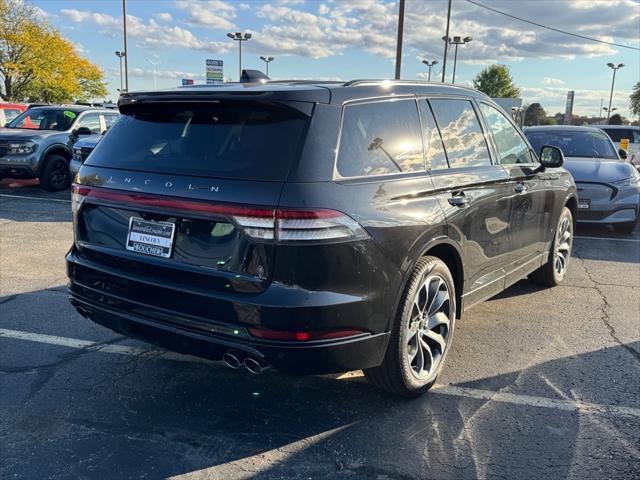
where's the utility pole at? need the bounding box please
[122,0,129,92]
[394,0,406,80]
[606,62,624,120]
[441,0,452,83]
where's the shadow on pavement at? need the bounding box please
[3,325,638,480]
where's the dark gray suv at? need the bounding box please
[0,106,119,190]
[67,80,577,397]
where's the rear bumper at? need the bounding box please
[66,249,390,374]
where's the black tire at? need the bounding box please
[612,220,637,235]
[39,154,70,192]
[364,256,456,398]
[529,206,573,287]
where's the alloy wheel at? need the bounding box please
[554,216,572,276]
[50,160,69,189]
[405,274,452,380]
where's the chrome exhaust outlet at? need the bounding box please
[244,357,270,375]
[222,352,243,369]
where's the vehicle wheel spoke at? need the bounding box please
[423,328,447,354]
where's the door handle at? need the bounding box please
[448,193,468,207]
[514,183,525,194]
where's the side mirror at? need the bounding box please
[539,145,564,169]
[73,126,92,136]
[618,148,628,160]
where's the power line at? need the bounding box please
[465,0,640,51]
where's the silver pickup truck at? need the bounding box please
[0,106,119,191]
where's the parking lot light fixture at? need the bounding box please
[421,59,439,81]
[260,56,274,77]
[606,62,625,120]
[115,51,126,93]
[227,32,252,81]
[443,35,472,84]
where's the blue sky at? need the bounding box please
[35,0,640,117]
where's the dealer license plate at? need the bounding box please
[126,217,175,258]
[577,199,590,210]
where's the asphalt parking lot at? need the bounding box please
[1,178,639,480]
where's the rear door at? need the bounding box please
[75,100,312,293]
[426,97,512,308]
[478,102,553,286]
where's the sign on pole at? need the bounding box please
[206,59,224,84]
[565,90,575,124]
[181,79,194,86]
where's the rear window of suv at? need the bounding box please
[85,102,309,181]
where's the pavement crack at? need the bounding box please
[572,246,640,363]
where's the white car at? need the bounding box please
[597,125,640,171]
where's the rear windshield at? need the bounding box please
[85,102,309,180]
[525,130,618,160]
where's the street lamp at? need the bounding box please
[606,62,624,120]
[147,58,160,89]
[260,56,274,77]
[421,60,439,81]
[442,35,472,84]
[603,107,617,114]
[115,50,126,92]
[227,32,252,81]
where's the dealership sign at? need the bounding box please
[206,59,224,84]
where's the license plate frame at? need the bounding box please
[126,217,176,259]
[577,199,591,210]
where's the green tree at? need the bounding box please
[524,102,547,126]
[630,81,640,118]
[472,64,520,98]
[0,0,107,102]
[609,113,623,125]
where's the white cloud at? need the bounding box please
[60,9,231,54]
[129,67,204,80]
[175,0,236,29]
[153,12,173,22]
[521,85,631,116]
[542,77,566,86]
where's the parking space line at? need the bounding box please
[574,235,640,243]
[0,193,71,203]
[2,327,639,418]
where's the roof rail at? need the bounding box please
[343,79,433,87]
[267,80,344,85]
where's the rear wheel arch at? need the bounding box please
[422,242,464,319]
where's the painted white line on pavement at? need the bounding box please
[574,235,640,243]
[0,193,71,203]
[2,327,639,418]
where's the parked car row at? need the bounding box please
[0,105,118,190]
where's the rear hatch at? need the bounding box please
[73,99,312,294]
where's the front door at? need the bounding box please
[478,102,554,287]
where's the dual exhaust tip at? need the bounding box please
[223,352,270,374]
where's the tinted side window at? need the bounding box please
[337,100,424,178]
[480,103,533,165]
[418,100,449,170]
[430,99,491,168]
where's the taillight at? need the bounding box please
[247,327,366,341]
[71,184,369,243]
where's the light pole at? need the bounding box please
[421,60,439,81]
[227,32,252,81]
[394,0,406,79]
[606,62,624,120]
[603,107,617,115]
[442,36,472,84]
[122,0,129,92]
[147,58,160,89]
[441,0,452,83]
[115,51,126,92]
[260,56,274,76]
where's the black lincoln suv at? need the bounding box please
[67,80,577,397]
